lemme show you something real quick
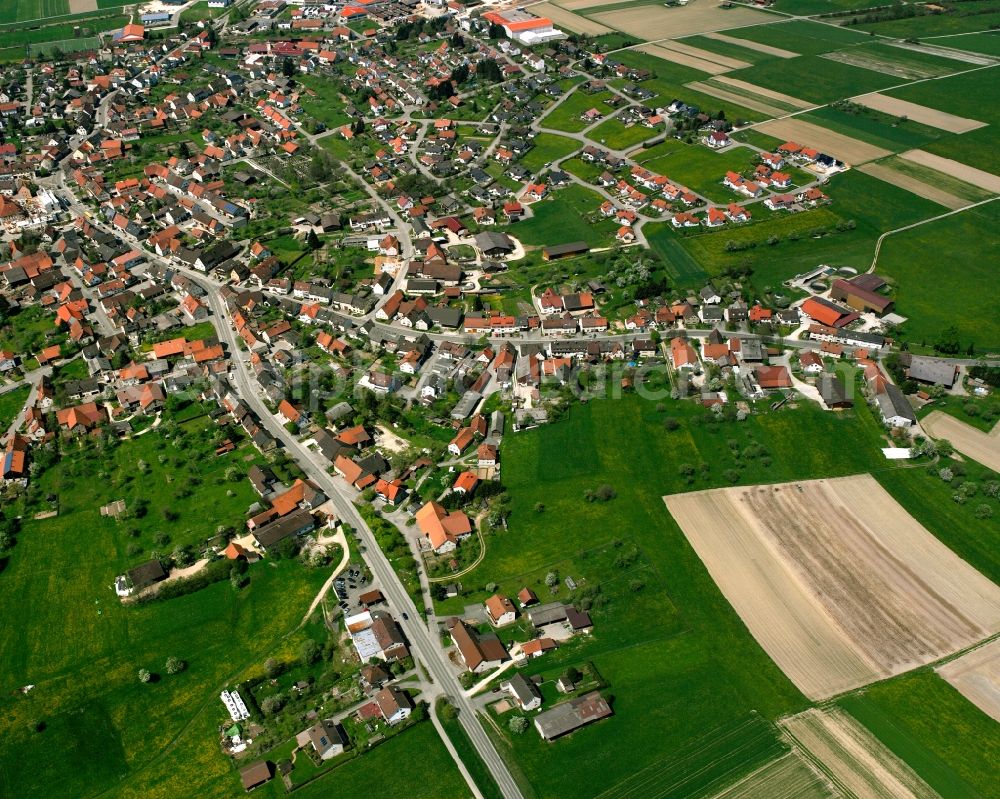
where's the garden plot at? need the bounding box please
[703,31,798,59]
[857,163,967,210]
[780,708,940,799]
[754,118,891,164]
[898,149,1000,194]
[853,93,986,133]
[591,3,772,41]
[663,475,1000,700]
[921,411,1000,471]
[936,638,1000,723]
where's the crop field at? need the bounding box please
[529,2,613,36]
[664,475,1000,700]
[798,106,945,154]
[718,19,873,57]
[932,33,1000,57]
[921,411,1000,471]
[896,150,1000,194]
[753,117,892,163]
[694,32,797,61]
[856,162,968,210]
[838,673,1000,798]
[820,43,962,81]
[728,55,902,104]
[540,88,618,133]
[634,41,750,75]
[936,639,1000,724]
[588,2,773,41]
[854,92,986,133]
[710,752,839,799]
[875,200,1000,350]
[518,133,580,172]
[854,5,1000,37]
[780,708,938,799]
[0,0,69,24]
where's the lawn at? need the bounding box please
[838,673,1000,799]
[265,722,470,799]
[540,89,617,133]
[518,133,580,172]
[0,385,31,431]
[435,392,946,799]
[509,184,619,248]
[876,200,1000,351]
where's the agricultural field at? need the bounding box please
[440,390,982,798]
[874,201,1000,351]
[518,133,581,172]
[936,639,1000,724]
[920,411,1000,471]
[586,2,773,41]
[709,752,839,799]
[717,19,874,57]
[852,1,1000,37]
[798,105,947,154]
[780,708,938,799]
[931,32,1000,57]
[726,55,903,105]
[664,475,1000,699]
[0,0,69,25]
[838,673,1000,798]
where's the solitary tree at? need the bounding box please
[138,669,152,684]
[166,657,186,675]
[508,715,529,734]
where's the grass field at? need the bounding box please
[854,6,1000,37]
[650,169,944,294]
[436,392,939,798]
[932,32,1000,57]
[839,673,1000,799]
[588,117,657,151]
[540,89,618,133]
[439,705,503,799]
[680,35,778,66]
[874,154,996,202]
[518,133,581,172]
[875,200,1000,350]
[510,184,619,248]
[0,385,31,432]
[260,722,471,799]
[639,143,761,202]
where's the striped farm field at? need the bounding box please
[0,0,70,24]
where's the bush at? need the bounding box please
[261,694,286,715]
[508,715,529,734]
[663,417,680,431]
[938,467,954,482]
[300,639,321,666]
[975,504,993,519]
[594,484,616,502]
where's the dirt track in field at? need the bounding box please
[937,638,1000,723]
[921,411,1000,470]
[713,77,813,109]
[591,4,772,40]
[686,81,787,117]
[531,2,612,35]
[702,31,798,58]
[753,118,891,164]
[664,475,1000,700]
[899,150,1000,194]
[781,708,940,799]
[854,93,986,133]
[857,163,968,210]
